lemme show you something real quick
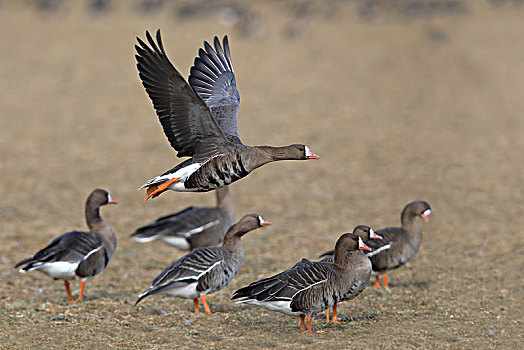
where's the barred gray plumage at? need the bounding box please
[135,214,270,314]
[232,232,370,332]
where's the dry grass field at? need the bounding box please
[0,1,522,349]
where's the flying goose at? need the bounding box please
[135,214,270,314]
[130,186,235,250]
[232,232,371,333]
[135,30,319,200]
[15,189,118,303]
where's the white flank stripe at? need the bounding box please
[185,220,220,237]
[292,279,326,298]
[83,246,102,261]
[366,244,392,258]
[195,260,222,279]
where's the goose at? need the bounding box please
[366,201,431,288]
[135,214,270,314]
[135,30,319,200]
[130,186,235,250]
[15,189,118,303]
[319,225,382,323]
[232,232,371,333]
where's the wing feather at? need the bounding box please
[149,247,227,289]
[135,30,230,162]
[188,36,241,144]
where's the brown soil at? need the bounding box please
[0,1,522,349]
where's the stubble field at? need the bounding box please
[0,1,522,349]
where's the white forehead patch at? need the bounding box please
[423,209,431,216]
[370,229,375,235]
[258,215,264,225]
[107,194,113,202]
[358,236,365,246]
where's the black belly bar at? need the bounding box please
[185,155,250,191]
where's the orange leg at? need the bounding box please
[382,274,389,289]
[300,315,306,332]
[64,281,75,303]
[306,316,313,333]
[200,295,212,315]
[144,178,180,201]
[374,275,381,287]
[65,280,86,304]
[75,280,86,303]
[193,298,200,314]
[331,303,340,323]
[325,309,330,323]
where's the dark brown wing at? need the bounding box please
[188,36,241,145]
[135,30,231,162]
[130,207,226,240]
[15,231,104,270]
[135,246,232,305]
[152,247,226,288]
[232,259,328,304]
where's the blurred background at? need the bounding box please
[0,0,522,348]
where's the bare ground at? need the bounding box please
[0,1,522,349]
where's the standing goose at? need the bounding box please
[366,201,431,289]
[135,30,319,201]
[232,232,371,333]
[135,214,270,314]
[15,189,118,303]
[130,186,235,250]
[319,225,382,323]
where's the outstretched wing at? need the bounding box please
[188,36,241,144]
[135,30,231,162]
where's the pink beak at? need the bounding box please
[421,214,429,223]
[305,146,320,160]
[370,230,382,239]
[359,241,371,251]
[108,194,118,204]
